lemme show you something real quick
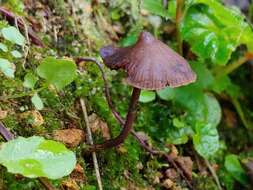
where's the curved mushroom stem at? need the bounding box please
[76,58,159,152]
[89,87,141,151]
[76,57,124,124]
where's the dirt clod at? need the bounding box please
[53,129,85,147]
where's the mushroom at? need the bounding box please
[90,31,196,151]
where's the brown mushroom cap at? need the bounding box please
[100,31,196,90]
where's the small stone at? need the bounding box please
[153,172,162,185]
[89,113,110,140]
[0,110,7,120]
[61,179,80,190]
[165,168,179,180]
[53,129,85,147]
[162,178,174,189]
[70,164,86,183]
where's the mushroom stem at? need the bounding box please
[89,87,141,151]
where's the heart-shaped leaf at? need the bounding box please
[36,57,77,90]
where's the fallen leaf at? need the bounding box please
[167,144,178,159]
[223,108,237,128]
[53,129,85,148]
[175,156,193,180]
[165,168,179,181]
[70,164,86,183]
[89,113,110,140]
[61,179,80,190]
[20,110,44,127]
[162,178,174,189]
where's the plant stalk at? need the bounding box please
[215,55,250,78]
[176,0,184,55]
[80,98,103,190]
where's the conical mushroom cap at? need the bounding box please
[100,31,196,90]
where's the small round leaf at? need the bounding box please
[1,26,25,46]
[36,57,77,90]
[139,90,156,103]
[23,73,38,89]
[0,58,15,78]
[0,136,76,179]
[31,93,44,110]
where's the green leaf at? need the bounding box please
[139,90,156,103]
[1,26,25,46]
[205,94,221,127]
[166,125,193,144]
[36,57,77,90]
[191,61,214,89]
[0,58,15,78]
[175,85,206,120]
[192,94,221,158]
[157,87,175,101]
[193,122,219,158]
[11,50,22,58]
[31,93,44,110]
[211,76,240,97]
[0,136,76,179]
[143,0,168,17]
[120,31,140,47]
[23,73,38,89]
[0,43,8,52]
[181,0,253,65]
[225,154,248,185]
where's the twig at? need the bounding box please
[0,122,57,190]
[80,98,103,190]
[38,178,56,190]
[164,154,193,189]
[204,159,222,190]
[0,122,14,141]
[76,58,193,189]
[163,0,168,8]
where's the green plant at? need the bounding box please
[0,136,76,179]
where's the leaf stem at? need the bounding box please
[176,0,184,55]
[231,96,252,130]
[215,52,253,78]
[204,159,222,190]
